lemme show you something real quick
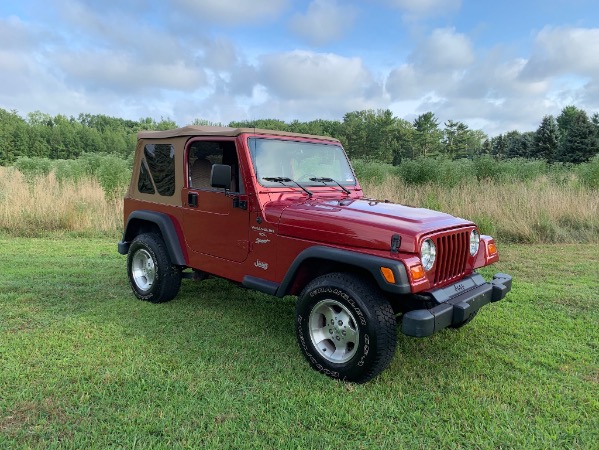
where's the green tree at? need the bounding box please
[464,129,488,157]
[504,130,534,159]
[228,118,289,131]
[557,110,598,163]
[155,117,177,131]
[372,109,402,163]
[391,120,414,166]
[191,118,223,127]
[310,119,343,139]
[0,109,30,164]
[490,134,507,160]
[340,110,376,160]
[443,120,470,159]
[340,109,397,162]
[556,105,583,136]
[533,115,560,162]
[412,112,442,158]
[480,139,492,156]
[77,125,106,154]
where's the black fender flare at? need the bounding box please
[118,210,187,266]
[275,246,411,297]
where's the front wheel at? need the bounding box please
[127,233,181,303]
[296,273,397,383]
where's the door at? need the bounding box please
[181,139,250,263]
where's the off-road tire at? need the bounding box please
[296,272,397,383]
[127,233,182,303]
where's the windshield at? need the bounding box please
[248,138,356,187]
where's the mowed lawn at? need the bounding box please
[0,236,597,449]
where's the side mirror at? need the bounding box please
[211,164,231,190]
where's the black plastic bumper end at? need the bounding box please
[401,272,512,338]
[491,273,512,302]
[117,241,130,255]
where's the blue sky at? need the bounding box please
[1,0,599,136]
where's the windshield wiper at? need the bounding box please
[263,177,313,197]
[309,177,351,195]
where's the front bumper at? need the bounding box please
[401,273,512,337]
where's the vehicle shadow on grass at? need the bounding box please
[110,275,486,385]
[106,276,302,377]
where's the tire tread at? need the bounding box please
[297,272,397,383]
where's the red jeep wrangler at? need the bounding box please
[118,126,511,382]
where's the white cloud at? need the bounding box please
[521,26,599,80]
[198,37,240,71]
[579,80,599,107]
[386,65,423,100]
[289,0,358,46]
[385,27,566,134]
[386,28,474,100]
[0,50,30,73]
[55,51,206,93]
[244,50,387,122]
[57,1,191,65]
[0,15,41,50]
[227,63,260,97]
[385,0,461,17]
[412,27,474,71]
[258,51,375,100]
[172,0,289,25]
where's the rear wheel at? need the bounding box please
[127,233,181,303]
[296,272,397,383]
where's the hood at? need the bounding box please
[269,197,473,253]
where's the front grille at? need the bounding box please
[433,230,470,286]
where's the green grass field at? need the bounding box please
[0,237,597,449]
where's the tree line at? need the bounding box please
[1,106,598,166]
[0,109,177,164]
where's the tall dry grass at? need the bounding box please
[362,176,599,243]
[1,167,597,243]
[0,167,122,237]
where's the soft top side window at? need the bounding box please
[188,141,242,193]
[137,159,155,194]
[143,143,175,196]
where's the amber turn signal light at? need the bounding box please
[410,264,426,280]
[488,242,497,256]
[380,267,396,284]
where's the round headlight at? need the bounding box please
[420,238,436,271]
[470,229,480,256]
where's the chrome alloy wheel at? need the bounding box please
[131,248,156,292]
[308,299,360,363]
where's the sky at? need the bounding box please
[1,0,599,136]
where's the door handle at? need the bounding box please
[188,192,198,207]
[233,196,247,210]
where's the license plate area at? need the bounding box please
[429,273,487,304]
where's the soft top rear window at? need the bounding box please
[143,143,175,196]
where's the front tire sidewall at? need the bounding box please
[297,279,385,382]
